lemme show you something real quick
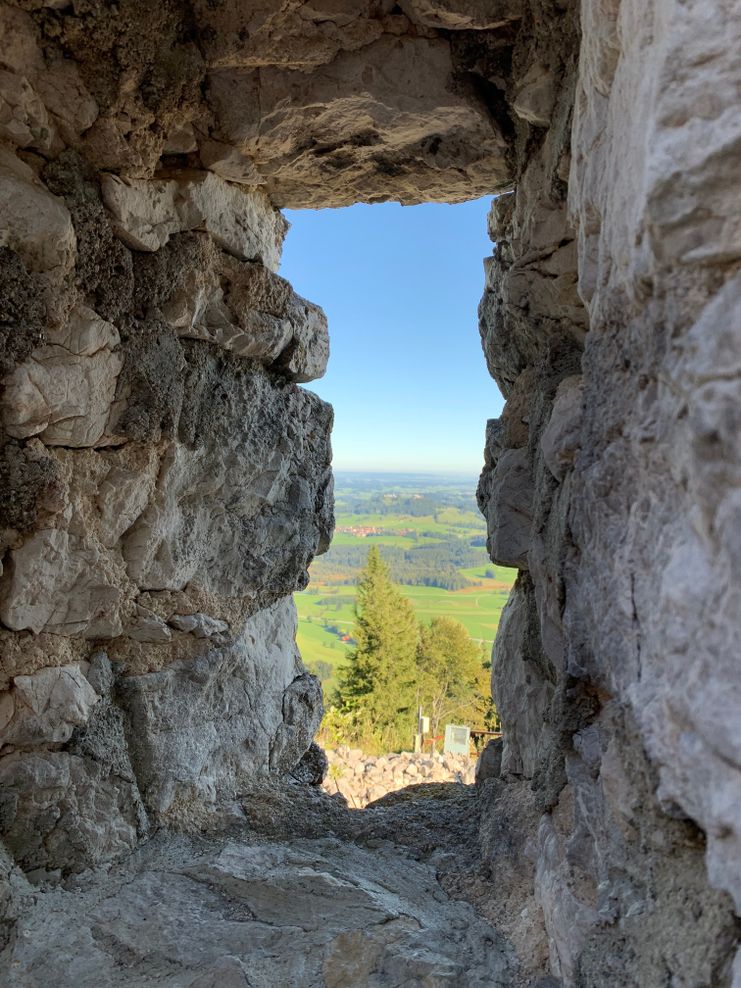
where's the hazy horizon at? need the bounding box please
[280,201,505,475]
[333,468,481,478]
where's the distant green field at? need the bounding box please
[330,532,443,547]
[402,584,512,640]
[297,475,517,696]
[334,506,483,539]
[459,563,514,582]
[296,578,514,694]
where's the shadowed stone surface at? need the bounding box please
[118,598,323,826]
[1,787,517,988]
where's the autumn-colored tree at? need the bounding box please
[415,617,492,740]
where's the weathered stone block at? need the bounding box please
[492,580,554,779]
[400,0,521,30]
[540,376,583,481]
[209,35,510,208]
[0,148,76,275]
[117,598,322,822]
[479,448,533,570]
[0,664,98,748]
[101,171,287,270]
[2,305,122,447]
[161,248,329,383]
[0,751,141,875]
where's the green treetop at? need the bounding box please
[415,617,493,740]
[336,546,419,751]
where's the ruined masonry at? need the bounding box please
[0,1,739,986]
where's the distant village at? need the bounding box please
[336,526,416,538]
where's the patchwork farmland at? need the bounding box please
[296,472,516,694]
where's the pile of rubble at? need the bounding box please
[322,746,475,808]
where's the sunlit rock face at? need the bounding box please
[0,7,336,879]
[0,0,740,984]
[476,0,741,983]
[1,0,514,206]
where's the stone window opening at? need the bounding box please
[0,0,739,984]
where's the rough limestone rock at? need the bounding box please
[291,741,329,787]
[118,598,322,824]
[0,1,515,203]
[478,447,533,570]
[0,70,54,152]
[539,375,582,481]
[0,750,142,876]
[0,28,336,885]
[101,172,287,270]
[0,651,147,877]
[478,778,551,983]
[400,0,522,30]
[0,5,97,152]
[512,64,555,127]
[0,843,31,952]
[120,361,333,599]
[1,826,515,988]
[475,736,503,786]
[161,247,330,383]
[0,0,740,983]
[168,612,229,642]
[0,527,131,638]
[207,34,510,207]
[491,579,555,780]
[2,304,122,447]
[474,0,741,981]
[0,359,332,644]
[0,663,98,747]
[0,147,76,275]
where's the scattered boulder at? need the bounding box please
[291,742,329,787]
[475,736,503,787]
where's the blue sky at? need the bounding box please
[280,200,504,475]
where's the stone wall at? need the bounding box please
[0,0,522,886]
[323,746,475,807]
[477,0,741,983]
[0,2,337,878]
[0,0,739,984]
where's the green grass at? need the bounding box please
[402,585,511,641]
[458,563,515,583]
[295,615,350,658]
[298,587,355,622]
[295,619,351,695]
[297,488,517,694]
[296,574,514,667]
[433,506,485,527]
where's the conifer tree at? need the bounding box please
[337,546,419,751]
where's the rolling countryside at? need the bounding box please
[296,472,516,694]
